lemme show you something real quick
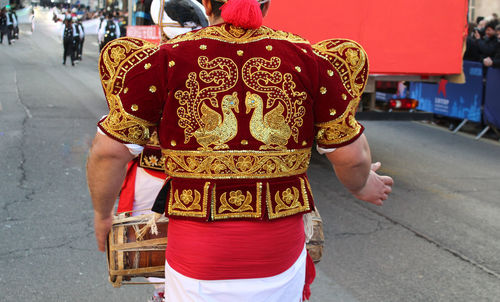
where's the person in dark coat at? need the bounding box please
[5,6,18,41]
[475,22,499,61]
[72,16,85,61]
[98,12,120,51]
[61,18,76,66]
[464,22,481,62]
[483,25,500,68]
[10,9,19,40]
[0,8,11,45]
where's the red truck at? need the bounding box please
[264,0,469,117]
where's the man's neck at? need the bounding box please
[209,16,225,26]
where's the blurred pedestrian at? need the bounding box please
[118,14,127,37]
[70,17,81,61]
[61,17,76,66]
[5,6,18,41]
[4,6,16,43]
[75,17,85,60]
[96,11,105,49]
[30,7,35,32]
[0,8,11,45]
[11,9,18,40]
[98,12,120,51]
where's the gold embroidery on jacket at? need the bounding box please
[173,189,202,211]
[242,57,306,150]
[219,190,253,213]
[101,95,155,144]
[167,25,309,45]
[99,38,159,144]
[312,39,367,145]
[213,183,262,220]
[168,182,210,218]
[312,39,368,99]
[315,97,362,145]
[138,132,166,171]
[141,154,165,170]
[175,56,239,150]
[300,177,311,206]
[162,148,310,179]
[210,184,217,220]
[275,187,301,213]
[304,177,314,200]
[266,177,311,219]
[148,131,160,146]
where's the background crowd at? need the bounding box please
[52,4,127,36]
[464,12,500,69]
[51,4,126,64]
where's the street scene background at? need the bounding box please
[1,8,500,302]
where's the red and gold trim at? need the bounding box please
[166,24,309,45]
[139,146,165,171]
[165,175,313,221]
[167,180,212,219]
[98,38,161,145]
[312,39,369,99]
[315,98,363,146]
[162,148,311,179]
[266,176,312,219]
[211,182,263,220]
[312,39,368,147]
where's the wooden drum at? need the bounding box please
[305,208,324,264]
[106,213,169,287]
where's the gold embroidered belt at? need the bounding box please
[162,148,311,179]
[139,145,165,171]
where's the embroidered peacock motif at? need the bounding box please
[242,57,307,150]
[193,92,239,150]
[175,56,239,150]
[245,92,291,150]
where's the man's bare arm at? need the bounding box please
[86,133,135,251]
[325,134,393,205]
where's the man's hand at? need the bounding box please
[87,133,135,252]
[352,162,394,206]
[94,212,113,252]
[326,134,393,205]
[483,57,493,67]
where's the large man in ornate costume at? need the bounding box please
[87,0,393,300]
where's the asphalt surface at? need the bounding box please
[1,8,499,302]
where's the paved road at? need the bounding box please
[1,8,499,302]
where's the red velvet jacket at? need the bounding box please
[98,23,369,221]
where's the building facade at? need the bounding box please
[469,0,500,22]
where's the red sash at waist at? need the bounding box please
[166,214,305,280]
[117,160,138,213]
[117,159,166,213]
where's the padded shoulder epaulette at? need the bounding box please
[99,37,159,96]
[312,39,369,99]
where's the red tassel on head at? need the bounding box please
[220,0,263,29]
